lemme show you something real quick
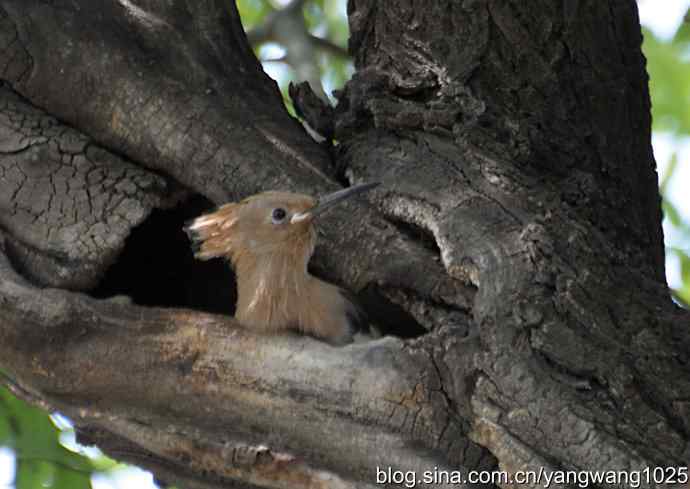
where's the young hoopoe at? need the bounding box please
[184,183,378,345]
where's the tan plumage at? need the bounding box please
[184,184,378,345]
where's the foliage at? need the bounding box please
[642,14,690,307]
[235,0,273,30]
[237,0,352,104]
[302,0,353,95]
[0,384,122,489]
[644,26,690,135]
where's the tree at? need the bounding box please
[0,1,689,488]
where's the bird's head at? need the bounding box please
[229,190,318,258]
[186,183,379,265]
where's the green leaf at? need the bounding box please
[303,1,325,33]
[323,0,349,48]
[668,248,690,309]
[0,386,98,480]
[659,153,678,195]
[0,399,12,444]
[53,465,92,489]
[672,286,690,308]
[88,454,121,473]
[679,248,690,285]
[662,199,683,227]
[236,0,272,30]
[672,7,690,48]
[643,27,690,136]
[16,459,55,489]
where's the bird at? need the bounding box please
[184,182,379,345]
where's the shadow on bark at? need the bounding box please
[91,193,238,315]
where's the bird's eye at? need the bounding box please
[271,207,287,224]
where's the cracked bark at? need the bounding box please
[0,1,688,488]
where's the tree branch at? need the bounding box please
[309,35,349,59]
[338,0,690,477]
[0,0,470,330]
[0,1,689,488]
[0,234,482,487]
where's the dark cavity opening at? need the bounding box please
[384,216,441,257]
[305,258,428,339]
[357,284,428,338]
[92,194,237,315]
[93,193,426,339]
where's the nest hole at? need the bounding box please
[92,194,237,315]
[357,285,428,338]
[92,194,427,339]
[384,216,441,257]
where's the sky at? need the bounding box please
[1,1,690,488]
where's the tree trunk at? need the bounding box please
[0,1,688,488]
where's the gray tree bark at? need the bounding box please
[0,1,688,488]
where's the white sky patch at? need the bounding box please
[262,62,291,88]
[666,246,683,288]
[333,0,348,21]
[92,467,156,489]
[259,42,287,61]
[59,429,106,460]
[638,0,690,39]
[655,133,690,222]
[49,413,72,431]
[652,132,690,291]
[0,448,14,488]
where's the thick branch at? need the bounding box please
[338,0,690,479]
[0,85,183,289]
[0,0,472,331]
[0,0,689,487]
[0,237,483,487]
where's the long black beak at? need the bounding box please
[291,182,380,223]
